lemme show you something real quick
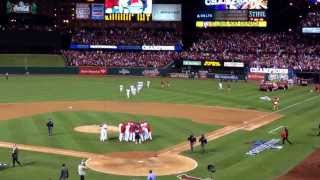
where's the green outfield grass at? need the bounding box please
[0,75,319,180]
[0,54,65,67]
[0,75,313,111]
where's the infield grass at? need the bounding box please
[0,111,218,153]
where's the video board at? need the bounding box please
[152,4,181,21]
[104,0,152,21]
[91,3,105,20]
[308,0,320,4]
[196,0,268,28]
[6,0,37,14]
[76,3,90,19]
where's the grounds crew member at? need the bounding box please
[199,134,208,153]
[280,127,292,145]
[46,118,54,136]
[11,144,22,167]
[187,134,197,152]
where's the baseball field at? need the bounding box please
[0,75,319,180]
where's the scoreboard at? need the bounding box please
[196,0,268,28]
[76,1,152,22]
[105,13,151,21]
[104,0,152,21]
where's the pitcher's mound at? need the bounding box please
[74,125,119,134]
[86,152,198,176]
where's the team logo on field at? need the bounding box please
[246,139,283,156]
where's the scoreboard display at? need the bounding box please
[105,0,152,21]
[104,13,151,21]
[196,0,268,28]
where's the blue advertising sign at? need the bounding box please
[91,4,104,20]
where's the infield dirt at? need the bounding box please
[0,101,282,176]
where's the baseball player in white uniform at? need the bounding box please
[140,121,148,140]
[99,123,108,142]
[147,80,151,88]
[124,123,130,142]
[129,122,134,141]
[131,87,137,96]
[218,81,223,90]
[126,89,130,99]
[120,85,124,93]
[137,81,143,93]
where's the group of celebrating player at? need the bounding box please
[118,120,152,144]
[120,80,151,99]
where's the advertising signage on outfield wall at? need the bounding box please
[224,62,244,67]
[203,61,221,67]
[182,60,245,67]
[248,73,265,81]
[250,68,288,74]
[183,61,202,66]
[79,66,107,75]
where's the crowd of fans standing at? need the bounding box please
[63,50,179,68]
[63,22,320,71]
[184,31,320,71]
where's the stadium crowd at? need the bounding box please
[71,26,181,45]
[65,28,320,71]
[184,31,320,71]
[301,12,320,27]
[62,50,179,68]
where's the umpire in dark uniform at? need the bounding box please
[199,134,208,153]
[46,118,54,136]
[187,134,197,152]
[11,144,22,167]
[59,163,69,180]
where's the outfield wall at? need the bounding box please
[0,66,168,76]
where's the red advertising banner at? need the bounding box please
[79,66,107,75]
[248,73,265,81]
